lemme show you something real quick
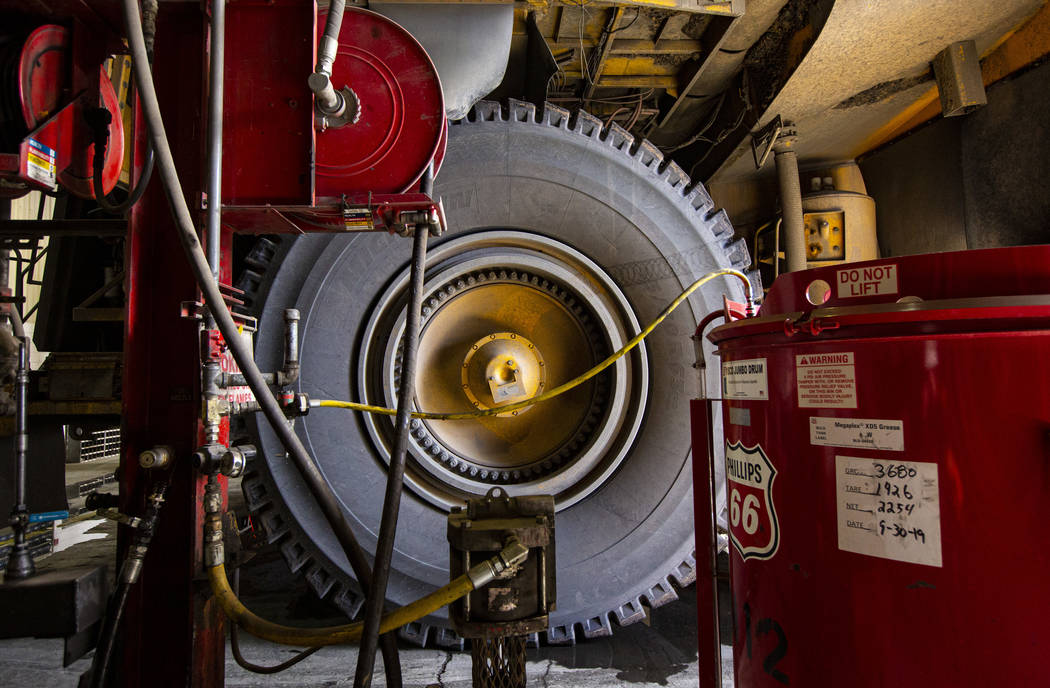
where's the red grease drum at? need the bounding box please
[707,246,1050,687]
[315,8,445,197]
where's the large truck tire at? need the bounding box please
[241,100,754,646]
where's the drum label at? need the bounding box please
[722,357,768,400]
[810,417,904,451]
[796,352,857,408]
[835,456,942,567]
[837,263,898,298]
[725,442,780,560]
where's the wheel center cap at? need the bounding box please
[461,332,545,417]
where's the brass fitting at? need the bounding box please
[465,538,530,589]
[202,478,225,569]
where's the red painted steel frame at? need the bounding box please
[709,246,1050,687]
[691,398,723,688]
[120,5,226,686]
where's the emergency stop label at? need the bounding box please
[722,357,768,400]
[835,456,942,567]
[725,442,779,560]
[796,352,856,408]
[837,263,898,298]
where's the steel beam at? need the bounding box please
[0,220,126,238]
[118,4,225,687]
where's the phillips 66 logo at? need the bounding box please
[725,442,780,560]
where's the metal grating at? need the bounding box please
[76,426,121,462]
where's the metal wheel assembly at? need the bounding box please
[243,100,753,646]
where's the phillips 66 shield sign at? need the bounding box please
[725,441,780,560]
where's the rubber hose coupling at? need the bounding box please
[466,539,530,588]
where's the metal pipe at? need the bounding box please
[119,1,401,682]
[284,308,299,369]
[354,166,432,688]
[205,0,225,281]
[773,138,807,273]
[4,304,33,581]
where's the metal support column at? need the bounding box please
[119,4,226,686]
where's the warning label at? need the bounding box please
[837,264,898,298]
[343,207,375,231]
[796,352,856,408]
[26,138,57,188]
[722,357,768,400]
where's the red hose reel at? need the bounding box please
[315,6,446,197]
[219,4,447,234]
[0,24,123,200]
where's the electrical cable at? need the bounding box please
[116,0,404,683]
[661,90,727,154]
[229,569,322,674]
[605,7,639,34]
[315,267,754,421]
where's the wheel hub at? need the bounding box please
[460,332,545,415]
[359,231,649,510]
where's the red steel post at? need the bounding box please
[119,5,226,686]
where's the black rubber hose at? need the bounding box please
[117,0,402,682]
[353,168,431,688]
[92,139,155,215]
[230,569,321,674]
[89,480,168,688]
[89,579,131,688]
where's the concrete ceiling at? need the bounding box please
[712,0,1045,182]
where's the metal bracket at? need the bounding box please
[750,115,783,169]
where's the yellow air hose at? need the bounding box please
[208,538,529,646]
[316,268,753,420]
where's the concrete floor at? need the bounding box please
[0,462,736,687]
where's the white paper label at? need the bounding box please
[836,456,942,567]
[837,263,898,298]
[796,353,856,408]
[810,417,903,451]
[722,357,768,400]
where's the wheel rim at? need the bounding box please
[358,230,650,510]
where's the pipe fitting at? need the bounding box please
[139,445,174,469]
[203,479,225,569]
[220,445,255,478]
[465,538,530,588]
[193,443,226,475]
